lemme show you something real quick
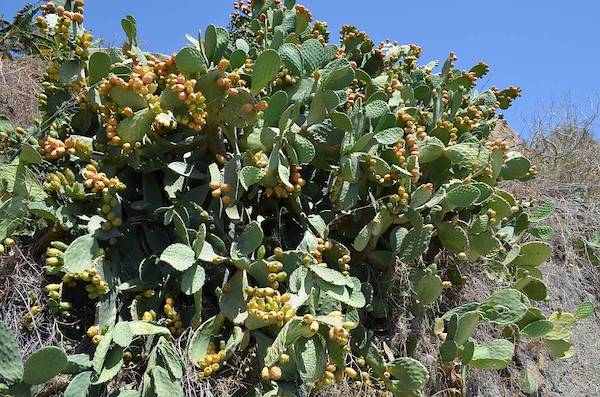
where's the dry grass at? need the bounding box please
[0,55,46,128]
[0,245,62,357]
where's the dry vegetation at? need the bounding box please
[1,56,598,396]
[0,55,46,128]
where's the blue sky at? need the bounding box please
[3,1,599,137]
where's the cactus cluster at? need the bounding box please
[0,0,594,396]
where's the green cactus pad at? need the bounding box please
[88,51,111,86]
[64,371,93,397]
[117,108,154,144]
[181,264,206,295]
[415,273,442,305]
[188,315,225,363]
[514,276,547,301]
[397,227,432,262]
[374,127,404,145]
[23,346,67,385]
[520,320,554,338]
[160,243,196,271]
[0,321,24,384]
[479,289,528,325]
[108,86,147,111]
[575,301,595,320]
[517,368,539,395]
[150,366,183,397]
[511,241,552,267]
[437,222,469,253]
[385,357,429,390]
[500,152,531,180]
[279,43,304,76]
[454,311,480,346]
[231,221,263,257]
[294,336,327,383]
[529,202,556,222]
[469,339,514,370]
[320,58,355,90]
[175,47,207,76]
[301,39,324,75]
[63,234,98,273]
[545,311,576,340]
[446,184,480,208]
[251,50,282,95]
[418,136,445,163]
[544,339,575,359]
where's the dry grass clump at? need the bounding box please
[0,55,46,128]
[0,245,61,357]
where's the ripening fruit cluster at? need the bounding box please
[491,86,522,108]
[275,68,297,87]
[311,21,329,44]
[75,32,94,56]
[163,296,184,336]
[62,267,109,300]
[260,366,282,381]
[38,1,85,40]
[39,136,66,160]
[434,119,460,146]
[289,164,305,191]
[197,341,227,378]
[165,73,208,131]
[98,188,123,230]
[86,325,105,346]
[45,241,68,268]
[209,181,233,206]
[265,182,295,199]
[251,150,268,168]
[340,25,370,46]
[44,169,85,200]
[265,259,287,289]
[245,288,296,327]
[83,164,126,194]
[301,314,320,336]
[345,87,366,108]
[22,305,42,325]
[295,4,313,21]
[141,309,158,323]
[43,283,72,314]
[384,77,403,97]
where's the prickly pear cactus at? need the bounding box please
[0,0,592,396]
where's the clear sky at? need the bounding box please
[2,1,599,137]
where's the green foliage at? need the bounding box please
[0,321,23,384]
[0,1,590,396]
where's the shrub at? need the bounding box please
[0,1,593,396]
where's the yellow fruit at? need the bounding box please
[4,238,15,246]
[92,334,103,345]
[261,366,270,381]
[217,59,230,71]
[142,311,154,322]
[87,325,99,337]
[344,367,358,378]
[309,321,319,334]
[342,321,358,330]
[269,366,282,380]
